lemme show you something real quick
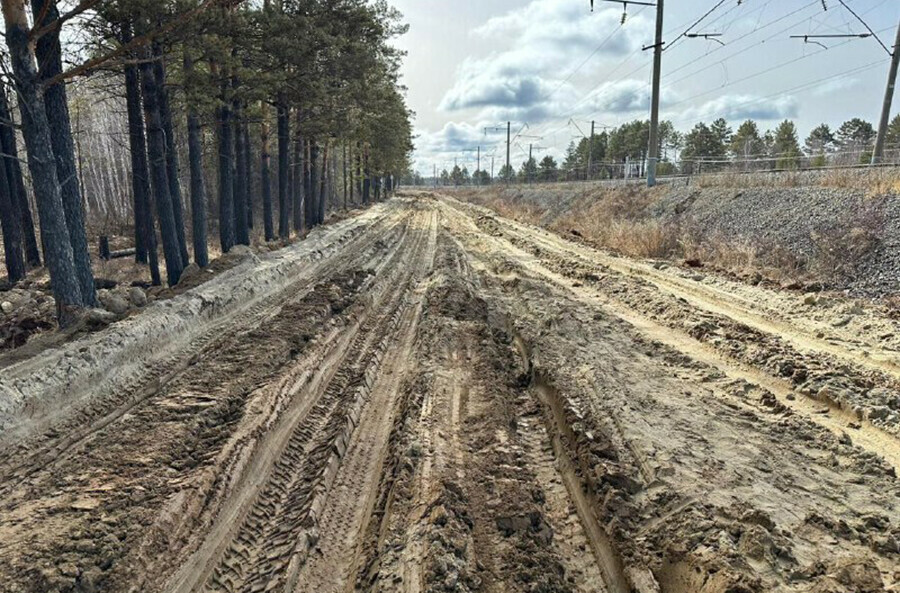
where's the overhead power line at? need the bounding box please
[665,0,729,53]
[836,0,893,55]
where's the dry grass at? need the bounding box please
[450,182,878,288]
[690,166,900,192]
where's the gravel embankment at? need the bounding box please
[451,181,900,297]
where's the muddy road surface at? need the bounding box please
[0,195,897,593]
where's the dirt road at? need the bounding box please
[0,194,897,593]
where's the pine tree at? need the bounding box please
[730,120,764,162]
[31,0,96,306]
[804,124,835,167]
[2,0,83,313]
[772,120,801,169]
[539,156,558,182]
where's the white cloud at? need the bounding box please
[437,0,652,122]
[673,94,800,123]
[812,77,857,97]
[579,78,681,115]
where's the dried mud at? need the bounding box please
[0,195,897,593]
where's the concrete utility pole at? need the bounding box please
[433,164,437,188]
[587,120,595,181]
[491,155,495,180]
[529,143,533,183]
[477,146,481,184]
[646,0,664,186]
[873,22,900,164]
[506,121,511,184]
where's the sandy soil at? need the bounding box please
[0,194,897,593]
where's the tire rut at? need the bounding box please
[170,207,438,593]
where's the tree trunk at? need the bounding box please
[357,142,364,203]
[243,122,253,231]
[308,141,319,229]
[183,52,209,268]
[0,147,25,282]
[261,104,275,241]
[0,82,39,268]
[31,0,96,306]
[363,145,371,205]
[122,27,159,284]
[122,38,160,283]
[152,42,189,267]
[232,91,249,245]
[276,103,290,239]
[139,48,184,286]
[318,143,328,226]
[215,69,235,253]
[293,128,309,233]
[2,1,82,312]
[342,143,348,209]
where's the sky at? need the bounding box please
[389,0,900,175]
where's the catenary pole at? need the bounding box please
[477,145,481,183]
[646,0,664,186]
[588,120,595,180]
[873,21,900,164]
[506,121,511,183]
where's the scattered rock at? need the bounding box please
[0,301,12,314]
[128,287,148,308]
[831,315,852,328]
[179,263,201,284]
[803,293,819,306]
[684,258,703,268]
[85,308,117,328]
[99,292,130,316]
[230,245,253,257]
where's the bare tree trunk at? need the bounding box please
[243,122,253,231]
[307,141,319,229]
[232,90,249,245]
[261,103,275,241]
[363,145,371,205]
[152,42,189,267]
[183,51,209,268]
[0,145,25,282]
[356,141,364,203]
[318,142,328,226]
[276,102,290,239]
[31,0,96,305]
[122,26,160,284]
[123,48,147,263]
[342,142,348,210]
[2,0,82,312]
[293,118,309,233]
[214,64,235,253]
[140,47,184,286]
[0,82,39,268]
